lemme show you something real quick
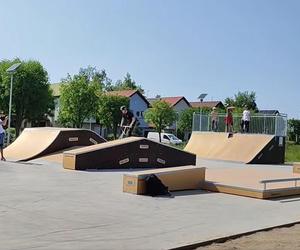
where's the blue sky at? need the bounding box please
[1,0,299,118]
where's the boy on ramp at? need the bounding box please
[119,106,137,138]
[210,107,219,132]
[241,106,251,133]
[225,107,234,137]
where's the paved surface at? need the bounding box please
[1,159,300,250]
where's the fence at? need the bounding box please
[192,113,287,137]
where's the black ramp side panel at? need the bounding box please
[67,138,196,170]
[249,136,285,164]
[35,129,106,161]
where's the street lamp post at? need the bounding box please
[198,93,207,131]
[6,63,21,145]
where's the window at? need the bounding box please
[136,111,140,117]
[163,135,169,140]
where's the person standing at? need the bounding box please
[0,113,8,161]
[241,106,251,133]
[210,107,219,132]
[119,106,137,137]
[225,107,234,133]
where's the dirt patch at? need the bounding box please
[196,224,300,250]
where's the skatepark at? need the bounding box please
[1,115,300,249]
[2,1,300,248]
[1,157,300,250]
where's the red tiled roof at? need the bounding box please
[106,90,150,107]
[148,96,190,107]
[106,90,138,97]
[161,97,184,107]
[190,101,224,108]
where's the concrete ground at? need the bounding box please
[1,159,300,250]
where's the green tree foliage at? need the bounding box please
[0,59,54,135]
[144,100,176,142]
[178,108,196,133]
[113,73,144,93]
[97,95,129,139]
[288,119,300,144]
[177,107,224,135]
[58,69,100,128]
[224,91,258,111]
[79,66,113,91]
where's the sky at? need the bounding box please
[0,0,299,118]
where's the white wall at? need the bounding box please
[173,99,190,113]
[169,99,190,130]
[129,93,149,128]
[54,98,60,120]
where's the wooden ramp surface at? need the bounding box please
[36,146,84,163]
[204,167,300,199]
[4,127,105,161]
[185,132,280,164]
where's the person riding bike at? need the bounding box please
[119,106,136,138]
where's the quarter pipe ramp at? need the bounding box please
[4,127,106,161]
[185,132,285,164]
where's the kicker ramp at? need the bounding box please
[185,132,285,164]
[63,137,196,170]
[4,127,106,161]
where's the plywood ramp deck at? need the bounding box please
[204,168,300,199]
[185,132,285,164]
[36,146,84,163]
[4,127,106,161]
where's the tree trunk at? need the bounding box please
[15,116,23,137]
[113,124,118,139]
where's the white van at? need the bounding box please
[147,132,182,145]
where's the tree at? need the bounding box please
[113,73,144,93]
[79,66,113,91]
[58,70,100,128]
[177,108,196,134]
[177,107,221,136]
[144,100,176,142]
[224,91,258,111]
[288,119,300,144]
[97,95,130,139]
[0,59,54,135]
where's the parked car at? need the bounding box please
[147,132,182,145]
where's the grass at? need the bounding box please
[285,141,300,163]
[169,142,187,150]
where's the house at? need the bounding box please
[106,90,150,136]
[148,96,191,113]
[50,84,150,136]
[258,110,280,115]
[147,96,191,134]
[189,101,225,110]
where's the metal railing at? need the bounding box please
[260,178,300,190]
[192,113,287,137]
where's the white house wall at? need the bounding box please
[129,93,148,128]
[169,99,190,130]
[173,99,190,113]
